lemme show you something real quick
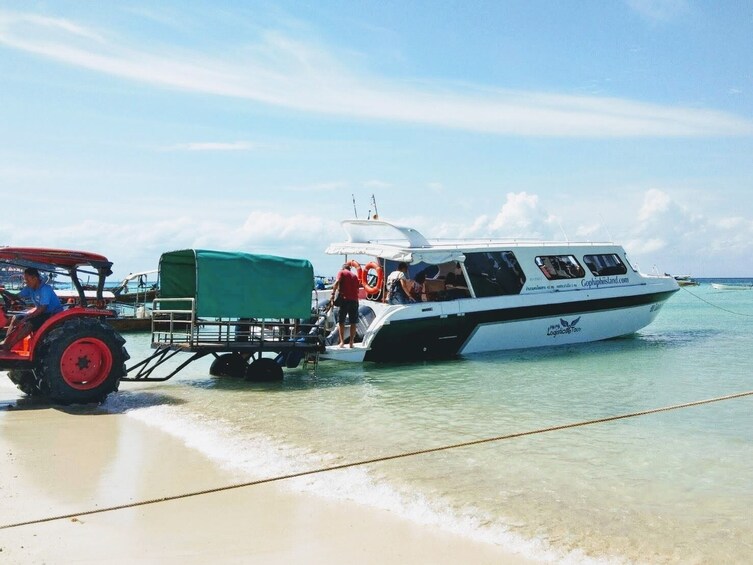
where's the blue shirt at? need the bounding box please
[19,283,64,315]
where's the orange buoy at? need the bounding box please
[361,261,384,295]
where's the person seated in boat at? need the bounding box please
[444,272,470,299]
[387,262,415,305]
[0,267,64,351]
[538,258,557,279]
[330,263,361,348]
[409,272,427,302]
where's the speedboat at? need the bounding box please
[710,282,752,290]
[319,219,679,362]
[672,274,700,287]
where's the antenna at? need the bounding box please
[352,194,358,219]
[557,220,569,242]
[371,194,379,220]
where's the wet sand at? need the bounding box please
[0,387,533,564]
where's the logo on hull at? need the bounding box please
[547,316,582,337]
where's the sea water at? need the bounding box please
[6,281,753,563]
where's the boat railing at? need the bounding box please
[424,238,614,248]
[329,239,616,255]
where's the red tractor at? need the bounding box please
[0,248,129,404]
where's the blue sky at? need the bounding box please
[1,0,752,278]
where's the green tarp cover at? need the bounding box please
[159,249,313,318]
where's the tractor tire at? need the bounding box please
[8,369,42,397]
[245,357,283,382]
[35,317,129,405]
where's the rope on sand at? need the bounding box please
[2,389,752,530]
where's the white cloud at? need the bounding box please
[284,181,349,192]
[717,216,745,230]
[638,188,672,222]
[363,180,393,190]
[3,190,752,277]
[488,192,539,233]
[455,192,559,239]
[626,0,689,23]
[1,10,751,137]
[163,141,270,152]
[438,189,753,275]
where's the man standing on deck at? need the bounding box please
[330,263,360,348]
[0,267,64,351]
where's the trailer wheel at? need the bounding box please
[36,318,129,405]
[8,370,42,397]
[209,353,247,378]
[245,357,283,382]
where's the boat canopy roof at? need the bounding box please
[326,220,465,264]
[159,249,313,319]
[326,243,465,265]
[326,219,615,264]
[0,247,113,275]
[117,269,158,285]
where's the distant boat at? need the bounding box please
[672,274,700,287]
[108,314,151,332]
[110,269,159,303]
[711,282,753,290]
[106,269,158,331]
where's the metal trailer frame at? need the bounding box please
[122,298,326,382]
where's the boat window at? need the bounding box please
[623,253,639,273]
[535,255,585,280]
[583,254,628,277]
[464,251,526,297]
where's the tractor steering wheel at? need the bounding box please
[1,289,11,311]
[0,289,20,311]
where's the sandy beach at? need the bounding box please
[0,387,533,565]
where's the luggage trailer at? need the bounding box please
[123,297,326,383]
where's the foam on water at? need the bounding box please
[105,391,620,564]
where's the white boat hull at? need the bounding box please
[320,218,679,363]
[711,283,752,290]
[460,301,662,354]
[320,283,674,362]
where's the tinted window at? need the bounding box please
[464,251,525,297]
[535,255,585,280]
[583,254,628,276]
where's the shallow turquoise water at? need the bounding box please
[5,281,753,563]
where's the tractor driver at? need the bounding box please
[0,267,64,351]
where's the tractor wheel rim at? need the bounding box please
[59,338,114,390]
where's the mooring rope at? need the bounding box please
[680,286,753,317]
[2,389,752,530]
